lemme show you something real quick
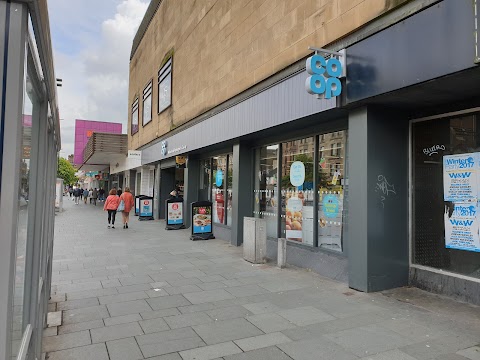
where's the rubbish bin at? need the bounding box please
[243,217,266,264]
[134,195,143,216]
[138,195,154,221]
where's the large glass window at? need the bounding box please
[281,138,315,246]
[158,58,172,114]
[227,155,233,226]
[142,81,152,126]
[199,159,211,201]
[318,131,346,252]
[413,114,480,279]
[131,98,139,134]
[212,155,227,224]
[254,145,278,238]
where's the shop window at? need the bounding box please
[413,114,480,279]
[254,145,279,238]
[227,154,233,226]
[158,57,172,114]
[281,137,315,246]
[318,131,346,252]
[212,155,227,224]
[142,81,152,126]
[131,98,139,134]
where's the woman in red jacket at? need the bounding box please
[119,187,135,229]
[104,188,120,228]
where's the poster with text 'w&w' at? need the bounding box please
[443,153,480,252]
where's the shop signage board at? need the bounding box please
[305,48,346,99]
[139,196,154,220]
[165,199,185,230]
[443,153,480,252]
[190,201,215,240]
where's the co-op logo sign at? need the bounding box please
[305,47,346,99]
[161,140,167,156]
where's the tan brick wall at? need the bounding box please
[129,0,409,150]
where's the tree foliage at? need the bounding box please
[57,157,77,185]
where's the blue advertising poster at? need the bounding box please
[167,202,183,225]
[443,153,478,202]
[140,199,153,217]
[444,203,480,252]
[322,194,339,218]
[216,169,223,187]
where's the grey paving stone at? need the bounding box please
[179,269,207,278]
[165,277,202,287]
[360,349,420,360]
[197,281,229,291]
[400,335,479,360]
[150,281,171,288]
[325,324,414,357]
[99,291,149,304]
[57,297,99,311]
[183,289,236,305]
[165,284,203,295]
[104,314,143,326]
[224,346,293,360]
[206,305,253,321]
[49,293,66,303]
[379,318,450,342]
[101,279,121,288]
[46,343,109,360]
[139,317,170,333]
[107,299,152,317]
[193,318,264,345]
[278,306,336,326]
[150,272,185,282]
[164,311,213,329]
[143,354,182,360]
[66,287,118,300]
[242,301,282,315]
[197,275,227,282]
[246,313,296,333]
[234,331,291,352]
[116,283,154,293]
[140,308,181,320]
[146,288,171,298]
[457,346,480,360]
[437,355,472,360]
[258,281,306,292]
[56,281,103,293]
[58,319,104,335]
[278,337,359,360]
[178,302,218,314]
[91,321,144,343]
[225,284,271,298]
[222,279,244,287]
[63,305,110,324]
[42,330,91,352]
[106,337,143,360]
[146,294,191,310]
[119,275,154,286]
[137,328,205,357]
[179,341,242,360]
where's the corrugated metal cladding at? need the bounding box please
[142,70,336,164]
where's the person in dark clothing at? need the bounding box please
[92,188,98,206]
[74,187,81,205]
[117,189,122,197]
[99,188,105,201]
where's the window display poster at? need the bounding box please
[322,194,339,218]
[192,205,212,234]
[443,153,477,202]
[286,196,303,241]
[444,203,480,252]
[167,202,183,225]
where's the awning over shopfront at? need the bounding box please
[78,132,127,172]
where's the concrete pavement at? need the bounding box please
[44,196,480,360]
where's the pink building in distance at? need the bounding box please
[74,119,122,165]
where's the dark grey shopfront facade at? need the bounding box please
[142,0,480,304]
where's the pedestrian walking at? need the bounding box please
[119,187,134,229]
[117,188,122,197]
[74,187,81,205]
[104,189,120,228]
[69,187,73,198]
[92,188,98,206]
[88,188,93,204]
[83,188,89,204]
[99,188,105,201]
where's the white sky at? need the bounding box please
[48,0,149,158]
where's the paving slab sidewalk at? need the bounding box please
[44,198,480,360]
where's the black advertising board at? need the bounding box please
[165,199,185,230]
[190,201,215,240]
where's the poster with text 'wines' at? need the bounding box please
[444,203,480,252]
[443,153,478,202]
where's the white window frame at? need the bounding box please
[158,57,172,114]
[131,98,139,135]
[142,81,152,126]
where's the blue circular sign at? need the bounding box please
[216,169,223,187]
[322,194,339,218]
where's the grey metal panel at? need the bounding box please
[346,0,477,103]
[143,71,336,164]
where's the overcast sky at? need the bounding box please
[48,0,149,158]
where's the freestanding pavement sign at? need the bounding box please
[166,199,185,230]
[190,201,215,240]
[135,195,143,216]
[139,196,154,221]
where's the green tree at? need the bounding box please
[57,157,78,185]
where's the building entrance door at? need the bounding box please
[159,167,175,219]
